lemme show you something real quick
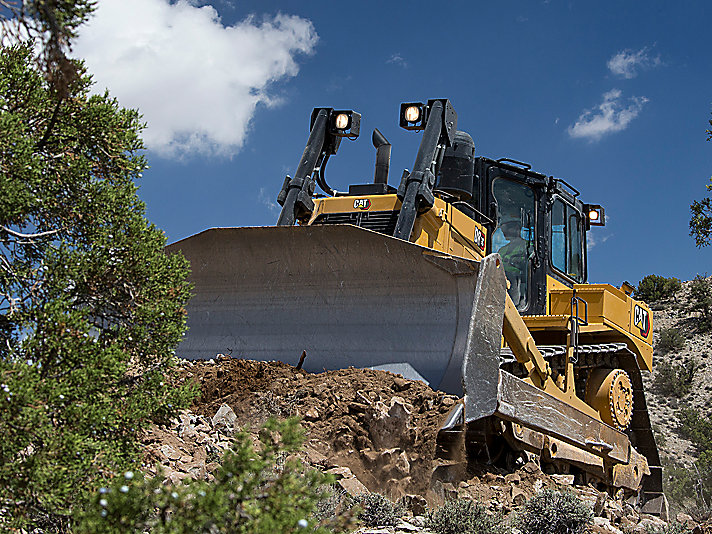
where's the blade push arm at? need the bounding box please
[394,99,457,240]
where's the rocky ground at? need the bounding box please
[137,347,712,533]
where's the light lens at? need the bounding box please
[334,113,350,130]
[404,105,421,123]
[589,209,600,221]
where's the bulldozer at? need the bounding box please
[166,99,665,517]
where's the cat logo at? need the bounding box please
[474,226,486,251]
[353,199,371,211]
[633,304,650,337]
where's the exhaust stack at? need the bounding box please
[372,128,391,185]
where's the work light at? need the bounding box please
[331,110,361,139]
[585,204,605,227]
[400,102,426,130]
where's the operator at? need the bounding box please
[496,215,528,307]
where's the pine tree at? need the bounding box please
[0,43,193,531]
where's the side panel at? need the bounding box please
[548,285,653,371]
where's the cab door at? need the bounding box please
[478,158,548,315]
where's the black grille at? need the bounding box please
[313,210,399,235]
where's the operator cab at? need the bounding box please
[435,152,603,316]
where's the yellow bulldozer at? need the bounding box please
[167,99,665,517]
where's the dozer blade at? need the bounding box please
[167,224,506,396]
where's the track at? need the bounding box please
[440,343,664,513]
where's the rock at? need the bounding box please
[211,404,237,432]
[160,444,181,461]
[324,466,370,495]
[511,486,528,506]
[551,473,574,485]
[338,476,370,496]
[326,466,355,478]
[393,377,411,391]
[441,396,455,407]
[483,472,497,483]
[593,517,623,534]
[304,407,320,421]
[348,402,369,414]
[410,516,426,527]
[367,397,414,449]
[677,512,694,527]
[604,499,623,521]
[522,461,540,474]
[395,521,419,532]
[431,480,458,501]
[400,495,427,516]
[505,473,521,485]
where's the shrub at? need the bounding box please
[353,493,403,527]
[689,275,712,331]
[75,418,340,534]
[425,499,506,534]
[645,522,693,534]
[654,359,697,397]
[658,328,686,355]
[663,459,712,523]
[312,485,356,532]
[636,275,682,303]
[516,489,592,534]
[678,407,712,452]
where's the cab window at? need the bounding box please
[492,178,536,310]
[551,199,584,282]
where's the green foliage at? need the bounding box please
[425,499,506,534]
[653,423,667,448]
[645,522,693,534]
[353,492,404,527]
[658,327,686,355]
[675,407,712,516]
[678,407,712,452]
[312,485,356,532]
[0,44,193,529]
[690,113,712,247]
[0,0,97,95]
[635,274,682,303]
[76,418,339,534]
[516,489,592,534]
[663,458,711,520]
[689,275,712,330]
[654,358,697,397]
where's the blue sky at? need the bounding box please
[73,0,712,286]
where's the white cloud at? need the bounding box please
[387,53,407,68]
[73,0,317,158]
[607,47,660,79]
[258,187,280,215]
[587,232,611,250]
[568,89,648,141]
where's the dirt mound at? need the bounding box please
[139,356,686,531]
[182,357,459,500]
